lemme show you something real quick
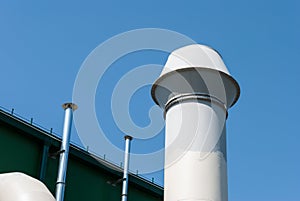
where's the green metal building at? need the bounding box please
[0,108,163,201]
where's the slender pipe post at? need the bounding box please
[55,103,77,201]
[39,143,50,181]
[121,135,133,201]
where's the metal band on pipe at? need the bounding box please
[164,93,228,118]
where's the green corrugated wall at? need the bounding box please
[0,120,162,201]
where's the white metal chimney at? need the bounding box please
[151,44,240,201]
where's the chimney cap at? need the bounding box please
[160,44,230,77]
[62,103,78,111]
[151,44,240,110]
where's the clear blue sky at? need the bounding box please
[1,1,299,200]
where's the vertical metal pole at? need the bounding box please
[121,135,132,201]
[55,103,77,201]
[39,143,50,182]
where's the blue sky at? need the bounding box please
[1,1,299,200]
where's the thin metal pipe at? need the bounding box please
[39,143,50,182]
[121,135,132,201]
[55,103,77,201]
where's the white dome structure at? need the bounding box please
[152,44,240,110]
[0,172,55,201]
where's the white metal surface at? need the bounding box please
[151,44,240,201]
[161,44,229,76]
[0,172,55,201]
[55,103,77,201]
[121,135,132,201]
[164,101,227,201]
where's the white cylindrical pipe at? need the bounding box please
[55,103,77,201]
[151,44,240,201]
[165,98,228,201]
[121,135,133,201]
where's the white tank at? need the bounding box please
[0,172,55,201]
[152,44,240,201]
